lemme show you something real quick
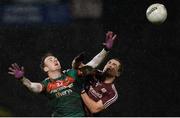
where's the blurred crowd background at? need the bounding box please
[0,0,179,116]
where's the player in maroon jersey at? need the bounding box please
[80,58,122,116]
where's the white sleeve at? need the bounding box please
[86,49,108,68]
[21,77,43,93]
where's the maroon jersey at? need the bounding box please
[87,80,118,109]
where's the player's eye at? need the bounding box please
[112,63,117,67]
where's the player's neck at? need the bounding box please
[48,71,62,79]
[104,77,115,84]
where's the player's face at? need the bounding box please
[103,59,120,77]
[44,56,61,72]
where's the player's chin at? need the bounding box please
[106,69,117,76]
[104,69,112,75]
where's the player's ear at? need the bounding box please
[44,67,49,72]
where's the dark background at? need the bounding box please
[0,0,179,116]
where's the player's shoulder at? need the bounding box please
[44,77,50,81]
[63,68,78,76]
[104,83,118,95]
[64,68,77,73]
[110,84,118,95]
[105,84,118,101]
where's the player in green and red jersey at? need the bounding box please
[40,57,86,117]
[8,31,117,117]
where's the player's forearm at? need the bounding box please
[86,49,108,68]
[81,92,104,113]
[20,77,43,93]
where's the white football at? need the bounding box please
[146,3,167,24]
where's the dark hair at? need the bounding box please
[112,58,123,74]
[40,52,54,70]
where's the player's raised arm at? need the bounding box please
[8,63,43,93]
[72,31,117,69]
[86,31,117,68]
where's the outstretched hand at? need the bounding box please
[8,63,24,79]
[103,31,117,50]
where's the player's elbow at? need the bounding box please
[29,83,43,93]
[89,105,104,113]
[31,88,42,93]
